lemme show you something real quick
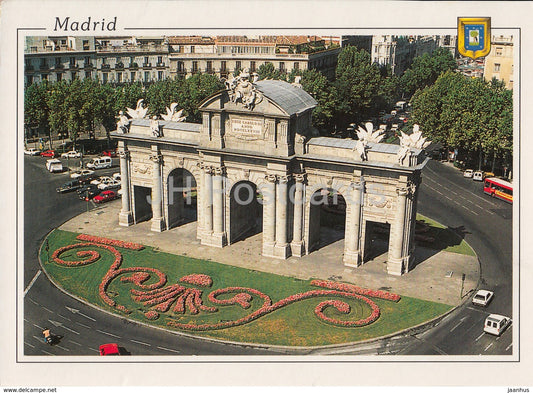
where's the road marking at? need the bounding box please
[475,332,485,341]
[24,270,41,296]
[24,318,30,323]
[56,345,70,352]
[24,341,35,349]
[42,306,54,314]
[48,319,80,335]
[33,335,44,342]
[68,340,82,346]
[65,306,97,321]
[28,298,39,306]
[88,347,99,353]
[450,321,463,332]
[157,346,181,354]
[97,329,121,339]
[32,323,43,330]
[467,306,485,313]
[484,342,494,351]
[506,343,512,351]
[130,339,151,346]
[76,321,91,329]
[41,349,54,355]
[57,314,72,322]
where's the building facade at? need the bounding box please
[112,79,428,276]
[484,35,514,89]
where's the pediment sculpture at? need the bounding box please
[224,68,263,110]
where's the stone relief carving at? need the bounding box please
[224,68,263,110]
[126,99,149,119]
[132,164,152,176]
[116,111,131,133]
[367,196,393,209]
[161,103,186,122]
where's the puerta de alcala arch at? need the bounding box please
[112,76,429,276]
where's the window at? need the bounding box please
[131,72,136,81]
[294,62,299,71]
[250,61,256,72]
[144,56,149,65]
[117,72,122,82]
[177,61,185,72]
[220,61,227,72]
[84,56,91,66]
[56,73,62,81]
[27,75,33,85]
[144,71,150,82]
[85,71,91,79]
[101,57,107,65]
[70,71,77,80]
[279,62,285,72]
[496,47,503,56]
[206,61,213,73]
[190,45,195,53]
[192,61,198,72]
[55,57,61,65]
[102,73,108,83]
[235,61,241,72]
[157,56,163,64]
[70,57,76,66]
[41,74,48,81]
[494,63,501,72]
[158,71,163,80]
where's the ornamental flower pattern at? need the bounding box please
[50,236,401,331]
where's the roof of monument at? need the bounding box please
[307,137,422,155]
[254,80,317,116]
[131,119,201,132]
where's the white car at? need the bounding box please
[91,176,113,185]
[61,150,82,159]
[484,314,511,336]
[70,169,95,179]
[24,148,41,156]
[463,169,474,178]
[98,179,121,190]
[112,173,121,181]
[45,159,63,173]
[472,290,494,307]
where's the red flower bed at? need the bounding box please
[179,273,213,287]
[145,310,159,320]
[311,280,401,302]
[76,234,144,250]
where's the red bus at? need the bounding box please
[483,177,513,203]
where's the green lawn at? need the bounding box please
[41,229,453,347]
[416,214,476,256]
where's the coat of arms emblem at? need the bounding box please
[458,17,491,59]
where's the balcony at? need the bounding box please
[68,63,79,69]
[39,64,49,70]
[156,62,165,68]
[101,64,111,70]
[53,63,64,70]
[114,62,124,70]
[83,63,94,69]
[26,65,35,71]
[142,62,152,69]
[128,63,139,70]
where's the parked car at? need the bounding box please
[93,190,118,203]
[86,156,112,170]
[41,149,57,158]
[472,290,494,307]
[56,180,81,193]
[102,149,118,157]
[473,170,484,181]
[463,169,474,178]
[484,314,511,336]
[70,169,95,179]
[77,184,100,200]
[90,176,113,186]
[99,343,120,356]
[61,150,82,159]
[98,179,121,190]
[24,148,41,156]
[45,159,63,173]
[112,173,121,181]
[78,174,100,185]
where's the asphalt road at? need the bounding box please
[22,156,513,357]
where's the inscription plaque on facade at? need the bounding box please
[231,117,263,139]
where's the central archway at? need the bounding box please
[229,180,263,243]
[308,187,347,253]
[167,168,197,229]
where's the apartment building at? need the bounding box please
[484,35,514,89]
[168,35,341,80]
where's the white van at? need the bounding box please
[86,156,112,170]
[473,171,484,181]
[484,314,511,336]
[46,159,63,173]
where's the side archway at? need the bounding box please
[166,168,198,229]
[228,180,263,244]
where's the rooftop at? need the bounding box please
[254,80,317,116]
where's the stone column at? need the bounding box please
[149,150,165,232]
[211,166,227,247]
[388,186,409,275]
[343,179,364,267]
[262,174,277,258]
[274,175,291,259]
[203,165,214,235]
[118,148,133,226]
[291,173,306,257]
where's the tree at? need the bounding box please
[180,74,224,122]
[333,46,382,127]
[47,81,70,147]
[400,47,457,97]
[257,62,285,81]
[24,81,50,143]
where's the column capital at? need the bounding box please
[213,166,226,176]
[149,152,163,164]
[278,175,291,184]
[294,173,307,184]
[396,187,408,197]
[265,174,277,183]
[118,150,130,160]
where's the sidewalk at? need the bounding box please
[59,200,480,306]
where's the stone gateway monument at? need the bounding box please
[112,77,429,276]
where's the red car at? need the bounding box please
[99,343,120,356]
[93,190,118,203]
[41,149,57,158]
[102,149,118,157]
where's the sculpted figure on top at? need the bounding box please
[397,124,431,165]
[161,103,186,122]
[126,99,149,119]
[224,68,263,111]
